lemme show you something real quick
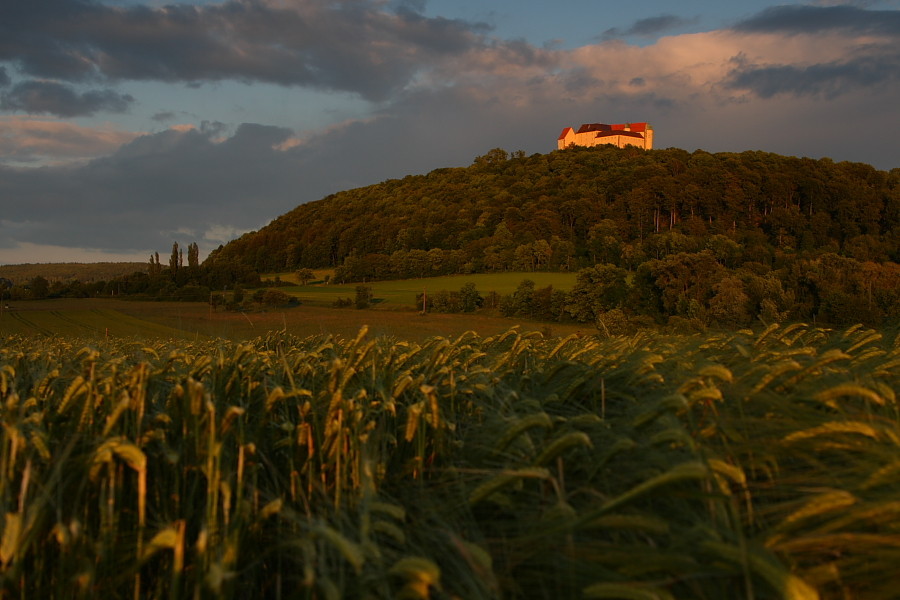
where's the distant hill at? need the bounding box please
[206,145,899,278]
[0,262,147,284]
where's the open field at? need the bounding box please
[269,271,578,308]
[0,297,588,341]
[0,262,146,283]
[0,301,188,339]
[1,324,898,598]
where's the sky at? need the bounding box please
[1,0,899,265]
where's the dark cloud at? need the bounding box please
[151,110,177,122]
[732,5,900,36]
[0,67,9,87]
[0,122,302,251]
[0,80,134,116]
[602,14,693,39]
[392,0,427,18]
[725,52,900,98]
[0,0,492,102]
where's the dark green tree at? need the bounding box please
[355,285,372,309]
[148,252,162,276]
[296,268,316,285]
[187,242,200,269]
[565,264,630,323]
[459,282,482,312]
[500,279,535,318]
[29,276,50,300]
[262,289,294,308]
[169,242,180,275]
[645,251,725,319]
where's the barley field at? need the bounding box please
[1,323,899,598]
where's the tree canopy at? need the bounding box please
[206,145,900,279]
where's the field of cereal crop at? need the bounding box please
[2,323,899,598]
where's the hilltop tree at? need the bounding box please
[473,147,509,167]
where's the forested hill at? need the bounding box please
[206,145,900,278]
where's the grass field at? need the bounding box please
[0,297,588,341]
[0,273,580,341]
[269,271,578,307]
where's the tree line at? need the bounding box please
[1,241,260,304]
[403,248,900,332]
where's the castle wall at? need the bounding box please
[558,123,653,150]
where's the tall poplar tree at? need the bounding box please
[187,243,200,269]
[169,242,179,274]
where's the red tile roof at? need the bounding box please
[596,130,644,139]
[557,127,574,140]
[575,122,650,134]
[576,123,612,134]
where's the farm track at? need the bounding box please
[0,298,591,342]
[6,310,54,336]
[50,310,103,335]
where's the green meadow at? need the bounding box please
[270,271,578,307]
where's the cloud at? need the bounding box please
[0,116,142,164]
[0,241,150,264]
[732,4,900,36]
[0,80,135,117]
[602,14,694,39]
[151,110,177,122]
[719,5,900,99]
[0,0,491,101]
[0,67,9,87]
[0,123,305,255]
[725,52,900,98]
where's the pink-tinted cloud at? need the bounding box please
[0,116,142,164]
[442,24,898,108]
[0,241,148,265]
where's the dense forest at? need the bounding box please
[205,145,900,326]
[209,146,900,274]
